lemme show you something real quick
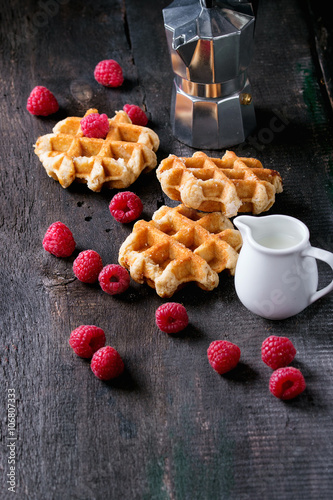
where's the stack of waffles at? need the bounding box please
[120,151,283,296]
[119,204,242,298]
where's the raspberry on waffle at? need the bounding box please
[34,108,159,191]
[156,150,283,217]
[118,204,242,298]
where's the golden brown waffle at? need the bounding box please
[34,108,160,191]
[119,204,242,298]
[156,150,283,217]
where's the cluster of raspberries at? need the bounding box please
[41,181,148,378]
[154,303,306,402]
[69,325,124,381]
[207,334,306,400]
[42,218,133,295]
[68,298,306,400]
[27,59,148,127]
[67,303,189,380]
[261,335,306,400]
[43,221,130,294]
[42,190,145,380]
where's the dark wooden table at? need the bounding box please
[1,1,333,499]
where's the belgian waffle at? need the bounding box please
[156,150,283,217]
[118,204,242,298]
[34,108,160,191]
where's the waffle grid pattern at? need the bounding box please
[156,150,283,217]
[119,204,242,297]
[34,109,159,191]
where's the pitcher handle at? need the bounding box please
[302,246,333,304]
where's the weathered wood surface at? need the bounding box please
[1,0,333,499]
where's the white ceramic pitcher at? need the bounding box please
[234,214,333,320]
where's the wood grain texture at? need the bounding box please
[0,0,333,499]
[307,0,333,112]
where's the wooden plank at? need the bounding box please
[307,0,333,111]
[0,0,333,499]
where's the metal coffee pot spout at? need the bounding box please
[163,0,256,149]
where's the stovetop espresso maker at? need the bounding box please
[163,0,256,149]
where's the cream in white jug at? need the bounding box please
[234,215,333,320]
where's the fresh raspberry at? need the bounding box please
[98,264,130,295]
[42,221,76,257]
[109,191,143,223]
[73,250,103,283]
[91,346,124,380]
[27,86,59,116]
[69,325,106,358]
[94,59,124,87]
[269,367,306,400]
[123,104,148,126]
[207,340,241,375]
[155,303,189,334]
[80,112,109,139]
[261,335,296,369]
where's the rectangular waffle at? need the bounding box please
[156,150,283,217]
[119,204,242,297]
[34,108,160,191]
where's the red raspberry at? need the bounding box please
[98,264,130,295]
[27,86,59,116]
[207,340,241,375]
[91,346,124,380]
[69,325,106,358]
[94,59,124,87]
[73,250,103,283]
[155,302,189,334]
[109,191,143,223]
[42,221,76,258]
[269,367,306,400]
[123,104,148,126]
[80,112,109,139]
[261,335,296,369]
